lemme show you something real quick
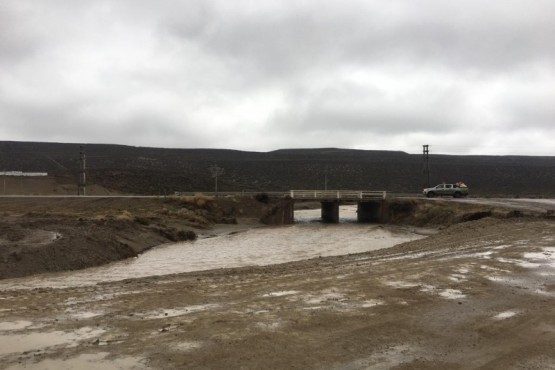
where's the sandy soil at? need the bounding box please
[0,196,275,279]
[0,198,554,369]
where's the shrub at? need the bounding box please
[255,193,270,204]
[115,210,133,221]
[460,211,492,222]
[134,216,150,225]
[193,193,214,208]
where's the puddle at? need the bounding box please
[0,327,105,355]
[493,310,517,320]
[438,289,466,300]
[3,352,147,370]
[304,291,347,304]
[256,321,282,330]
[262,291,299,298]
[497,257,523,265]
[495,248,555,270]
[451,251,493,260]
[523,247,555,268]
[300,291,385,311]
[517,261,542,268]
[0,321,33,331]
[374,251,433,263]
[420,285,466,300]
[139,304,220,319]
[382,281,419,289]
[480,265,510,272]
[303,306,325,310]
[361,299,385,308]
[67,311,103,320]
[174,341,203,352]
[449,274,467,282]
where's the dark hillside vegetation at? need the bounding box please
[1,141,554,196]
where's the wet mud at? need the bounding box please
[0,198,554,369]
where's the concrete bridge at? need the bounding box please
[289,190,388,223]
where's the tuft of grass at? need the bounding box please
[255,193,270,204]
[115,210,133,221]
[174,208,210,226]
[415,205,456,226]
[192,193,214,208]
[173,193,215,208]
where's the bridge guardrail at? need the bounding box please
[172,191,388,200]
[290,190,387,200]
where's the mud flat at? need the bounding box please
[0,198,554,369]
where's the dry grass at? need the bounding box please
[173,208,210,226]
[115,210,133,221]
[171,193,215,208]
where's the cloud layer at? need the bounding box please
[1,0,554,154]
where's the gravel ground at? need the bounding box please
[1,216,554,369]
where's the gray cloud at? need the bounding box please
[0,0,554,154]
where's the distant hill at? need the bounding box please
[1,141,554,196]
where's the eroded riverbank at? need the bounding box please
[0,217,554,369]
[0,196,283,279]
[0,212,427,290]
[2,196,546,280]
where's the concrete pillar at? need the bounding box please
[380,200,390,222]
[357,201,382,223]
[321,201,340,223]
[260,199,295,225]
[286,200,295,224]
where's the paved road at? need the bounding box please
[429,197,555,213]
[1,194,554,213]
[0,195,164,198]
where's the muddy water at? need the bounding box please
[0,206,428,290]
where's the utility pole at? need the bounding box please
[78,145,86,196]
[324,165,329,191]
[423,144,430,188]
[209,165,224,197]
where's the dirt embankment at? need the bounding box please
[1,196,550,280]
[0,195,284,279]
[384,198,546,227]
[1,216,553,369]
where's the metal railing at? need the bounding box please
[289,190,387,200]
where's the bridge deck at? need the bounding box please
[290,190,387,201]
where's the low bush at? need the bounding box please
[134,216,150,225]
[255,193,270,204]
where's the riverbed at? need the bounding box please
[0,206,427,290]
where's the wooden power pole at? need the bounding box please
[78,145,86,196]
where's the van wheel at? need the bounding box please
[453,192,461,198]
[427,192,435,198]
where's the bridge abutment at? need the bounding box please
[288,190,388,224]
[357,201,383,223]
[321,201,340,223]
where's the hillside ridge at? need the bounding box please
[1,141,554,196]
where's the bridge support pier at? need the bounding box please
[321,201,340,223]
[357,201,383,223]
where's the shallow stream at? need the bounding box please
[0,206,428,290]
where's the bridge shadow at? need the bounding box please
[292,200,385,224]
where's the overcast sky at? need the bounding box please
[1,0,554,155]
